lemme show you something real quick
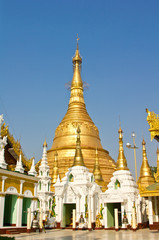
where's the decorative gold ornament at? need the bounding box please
[138,138,155,188]
[116,127,129,171]
[146,109,159,141]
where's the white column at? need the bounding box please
[132,207,137,230]
[20,180,25,195]
[121,204,124,227]
[148,197,153,225]
[27,208,31,230]
[39,208,43,229]
[34,183,38,197]
[114,208,119,230]
[73,209,76,229]
[76,196,80,222]
[137,202,142,223]
[104,204,107,228]
[88,209,92,230]
[155,197,159,222]
[127,200,132,225]
[31,199,35,223]
[91,196,94,222]
[0,195,5,227]
[2,176,7,192]
[16,197,23,227]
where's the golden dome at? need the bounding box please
[138,138,155,188]
[48,40,116,190]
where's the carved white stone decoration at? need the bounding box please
[24,190,32,197]
[15,153,24,173]
[28,158,37,176]
[6,187,18,193]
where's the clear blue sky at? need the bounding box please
[1,0,159,178]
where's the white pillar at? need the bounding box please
[20,180,25,195]
[127,200,132,224]
[104,204,107,228]
[155,197,159,222]
[88,209,92,230]
[39,208,43,229]
[148,197,153,225]
[34,183,38,197]
[121,204,124,227]
[132,207,137,230]
[27,208,31,230]
[76,196,80,222]
[114,208,119,230]
[0,195,5,227]
[16,197,23,227]
[137,202,142,224]
[91,196,94,222]
[2,176,7,192]
[73,209,76,229]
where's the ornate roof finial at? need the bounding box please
[43,138,47,148]
[93,148,104,182]
[52,151,60,184]
[77,33,80,49]
[116,126,129,171]
[72,126,85,167]
[138,138,155,187]
[28,158,37,177]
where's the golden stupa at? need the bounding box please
[47,38,116,190]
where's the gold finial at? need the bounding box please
[77,33,80,49]
[93,148,104,182]
[43,139,47,148]
[52,151,60,184]
[116,126,129,171]
[72,126,85,167]
[138,138,155,187]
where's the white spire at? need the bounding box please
[15,153,24,173]
[28,158,37,176]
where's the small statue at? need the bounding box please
[95,213,102,228]
[79,214,85,223]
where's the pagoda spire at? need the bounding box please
[52,151,60,184]
[69,35,85,105]
[138,138,155,187]
[116,127,129,171]
[28,158,37,176]
[15,152,24,173]
[93,148,104,181]
[72,126,85,167]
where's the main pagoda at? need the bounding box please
[47,38,116,190]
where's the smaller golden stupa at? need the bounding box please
[138,138,155,188]
[116,127,129,171]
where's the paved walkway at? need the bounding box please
[4,229,159,240]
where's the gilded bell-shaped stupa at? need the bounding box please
[47,38,116,190]
[116,127,129,170]
[138,138,155,188]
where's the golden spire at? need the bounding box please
[116,127,129,170]
[69,35,84,104]
[52,151,60,184]
[138,138,155,187]
[93,148,104,181]
[43,138,47,148]
[72,126,85,167]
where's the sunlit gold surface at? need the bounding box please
[93,149,106,191]
[138,138,155,188]
[52,151,59,184]
[146,109,159,141]
[72,127,85,167]
[47,41,116,189]
[116,127,129,171]
[154,148,159,182]
[1,123,32,171]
